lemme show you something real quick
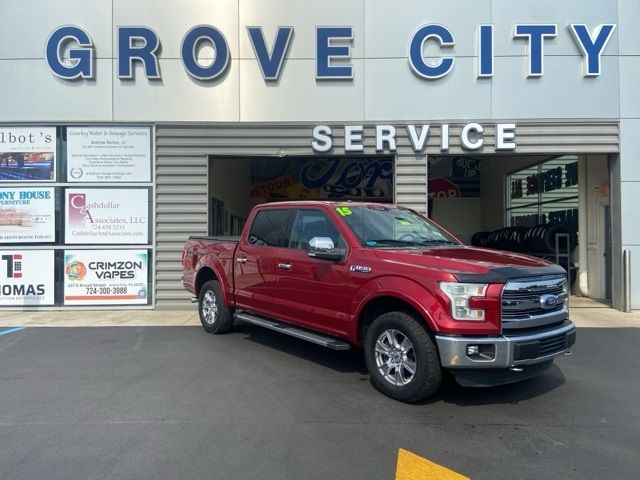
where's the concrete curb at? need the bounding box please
[1,297,639,328]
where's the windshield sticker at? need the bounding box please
[366,240,377,246]
[336,206,352,216]
[399,220,412,226]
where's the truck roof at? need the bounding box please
[255,200,405,209]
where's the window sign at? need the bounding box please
[0,250,55,306]
[63,249,149,305]
[0,127,56,181]
[250,156,394,201]
[64,188,149,244]
[0,187,55,243]
[506,156,579,228]
[67,126,152,182]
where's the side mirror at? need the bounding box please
[308,236,344,261]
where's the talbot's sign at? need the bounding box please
[46,23,615,81]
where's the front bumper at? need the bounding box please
[435,320,576,369]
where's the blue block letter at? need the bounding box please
[408,24,455,80]
[45,25,93,79]
[514,24,557,77]
[181,25,230,80]
[569,24,616,77]
[316,27,353,79]
[247,26,293,81]
[478,24,494,78]
[118,27,161,79]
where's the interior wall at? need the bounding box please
[583,154,610,299]
[209,157,254,226]
[431,198,483,244]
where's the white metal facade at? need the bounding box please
[1,0,638,309]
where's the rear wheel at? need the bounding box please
[364,311,442,403]
[198,280,234,334]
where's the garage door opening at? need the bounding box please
[428,154,612,302]
[208,155,395,236]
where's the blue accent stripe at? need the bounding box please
[0,326,26,336]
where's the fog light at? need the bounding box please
[466,344,496,361]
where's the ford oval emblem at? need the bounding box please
[540,294,559,309]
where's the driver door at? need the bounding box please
[276,208,355,337]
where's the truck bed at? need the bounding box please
[182,236,239,297]
[188,236,240,243]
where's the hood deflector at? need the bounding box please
[454,264,566,284]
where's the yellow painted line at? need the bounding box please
[395,449,470,480]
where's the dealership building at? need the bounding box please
[0,0,639,312]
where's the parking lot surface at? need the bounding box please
[0,324,638,480]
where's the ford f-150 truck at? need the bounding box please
[182,201,575,402]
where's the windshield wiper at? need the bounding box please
[419,239,457,245]
[368,239,425,247]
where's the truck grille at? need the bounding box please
[501,276,568,333]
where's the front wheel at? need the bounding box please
[364,311,442,403]
[198,280,234,334]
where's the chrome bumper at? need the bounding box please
[435,320,576,369]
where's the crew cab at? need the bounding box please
[182,201,575,402]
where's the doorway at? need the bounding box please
[427,154,612,301]
[208,155,395,236]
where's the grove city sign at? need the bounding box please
[46,23,616,81]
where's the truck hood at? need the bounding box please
[372,245,560,281]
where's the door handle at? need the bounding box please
[236,256,247,264]
[278,263,292,270]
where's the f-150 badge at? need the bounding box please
[350,265,372,273]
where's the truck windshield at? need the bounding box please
[335,205,459,248]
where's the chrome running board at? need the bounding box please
[234,312,351,350]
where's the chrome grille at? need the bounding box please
[501,276,568,332]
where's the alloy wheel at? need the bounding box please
[374,329,417,387]
[201,290,218,325]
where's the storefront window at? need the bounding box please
[506,156,579,229]
[0,125,154,308]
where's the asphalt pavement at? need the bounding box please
[0,324,638,480]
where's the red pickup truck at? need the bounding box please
[182,201,575,402]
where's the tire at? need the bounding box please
[364,311,442,403]
[198,280,234,334]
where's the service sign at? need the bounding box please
[0,250,55,306]
[66,126,152,182]
[65,189,149,244]
[0,127,56,181]
[0,188,55,243]
[63,249,149,305]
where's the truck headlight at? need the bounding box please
[439,282,488,321]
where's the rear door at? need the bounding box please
[276,208,356,336]
[234,207,292,318]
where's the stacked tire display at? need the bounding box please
[471,223,577,254]
[471,223,577,286]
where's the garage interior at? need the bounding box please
[208,153,612,303]
[428,154,612,302]
[208,155,394,236]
